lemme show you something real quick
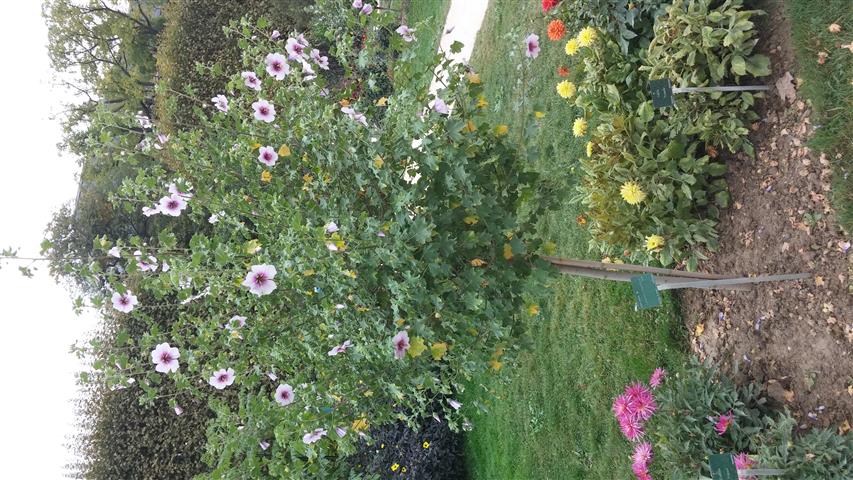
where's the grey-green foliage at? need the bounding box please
[754,415,853,480]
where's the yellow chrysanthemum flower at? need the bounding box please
[586,141,594,157]
[577,27,597,47]
[261,170,272,183]
[620,181,647,205]
[476,94,488,108]
[556,80,576,99]
[466,72,481,84]
[390,464,400,472]
[494,124,509,136]
[423,441,430,449]
[645,234,665,252]
[565,38,580,56]
[534,111,546,119]
[572,117,588,137]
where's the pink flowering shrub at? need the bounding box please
[64,12,547,477]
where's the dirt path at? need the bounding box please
[681,0,852,432]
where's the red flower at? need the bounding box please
[558,66,570,77]
[547,19,566,40]
[542,0,560,12]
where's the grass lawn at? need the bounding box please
[461,1,688,478]
[785,0,853,231]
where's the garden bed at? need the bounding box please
[681,0,852,431]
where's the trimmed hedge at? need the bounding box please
[156,0,314,132]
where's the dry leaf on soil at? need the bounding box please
[775,71,796,103]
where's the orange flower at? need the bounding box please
[576,214,587,226]
[558,66,570,77]
[547,19,566,41]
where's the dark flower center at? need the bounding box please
[260,106,269,115]
[218,374,228,382]
[160,352,172,363]
[119,296,129,305]
[253,273,267,286]
[167,200,179,209]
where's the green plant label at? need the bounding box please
[631,274,661,310]
[649,79,674,108]
[709,454,739,480]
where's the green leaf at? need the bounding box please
[731,55,746,76]
[745,54,771,77]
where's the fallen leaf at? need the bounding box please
[829,23,842,33]
[470,258,487,267]
[775,71,796,103]
[817,51,829,65]
[815,276,825,286]
[840,420,851,435]
[784,389,795,403]
[694,323,705,337]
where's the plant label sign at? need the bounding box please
[709,454,738,480]
[649,79,674,108]
[631,274,661,310]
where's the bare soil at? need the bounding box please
[680,0,853,432]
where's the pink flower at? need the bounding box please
[142,205,160,217]
[352,0,363,8]
[112,290,138,313]
[632,391,657,421]
[341,106,368,126]
[168,183,193,200]
[285,38,306,61]
[226,315,247,330]
[310,49,329,70]
[296,33,310,47]
[632,442,653,469]
[625,382,651,403]
[649,368,666,389]
[133,250,158,272]
[150,342,180,373]
[612,394,635,420]
[242,71,262,91]
[274,383,295,406]
[267,372,278,381]
[396,25,416,42]
[241,264,278,296]
[734,453,756,479]
[174,405,184,416]
[392,330,410,359]
[335,426,347,438]
[252,99,276,123]
[212,94,229,113]
[619,416,645,441]
[327,340,353,356]
[259,440,271,450]
[632,462,652,480]
[265,53,290,80]
[158,194,188,217]
[360,3,373,15]
[525,33,540,58]
[300,60,316,80]
[258,146,278,166]
[448,399,462,410]
[209,367,236,389]
[157,133,170,145]
[271,30,281,40]
[302,428,327,444]
[108,246,121,258]
[714,411,734,435]
[431,98,450,114]
[325,221,339,234]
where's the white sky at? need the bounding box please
[0,1,487,477]
[0,2,100,477]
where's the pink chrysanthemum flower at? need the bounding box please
[525,33,540,58]
[209,368,235,389]
[713,411,734,435]
[625,382,651,402]
[302,428,327,444]
[632,461,650,479]
[327,340,353,356]
[612,393,635,420]
[285,38,306,61]
[242,71,262,91]
[211,94,229,113]
[157,194,188,217]
[734,452,756,480]
[633,391,657,421]
[112,291,138,313]
[392,330,410,359]
[274,383,295,406]
[265,53,290,80]
[619,416,645,442]
[252,99,276,123]
[310,49,329,70]
[649,368,666,389]
[258,146,278,166]
[241,264,278,296]
[632,442,653,469]
[150,342,180,373]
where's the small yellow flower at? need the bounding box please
[534,111,545,119]
[527,304,540,316]
[402,467,407,473]
[620,181,647,205]
[464,215,479,225]
[470,258,487,267]
[430,342,448,360]
[489,359,504,372]
[577,27,597,47]
[565,38,580,56]
[476,94,488,108]
[390,463,399,472]
[251,142,261,150]
[261,170,272,183]
[303,173,314,184]
[423,441,430,449]
[586,141,594,157]
[572,117,588,137]
[352,417,369,431]
[464,119,477,132]
[503,243,514,260]
[494,124,509,136]
[467,72,481,84]
[556,80,576,99]
[340,99,351,107]
[278,144,291,157]
[645,234,665,252]
[375,96,388,106]
[381,443,385,449]
[373,155,384,168]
